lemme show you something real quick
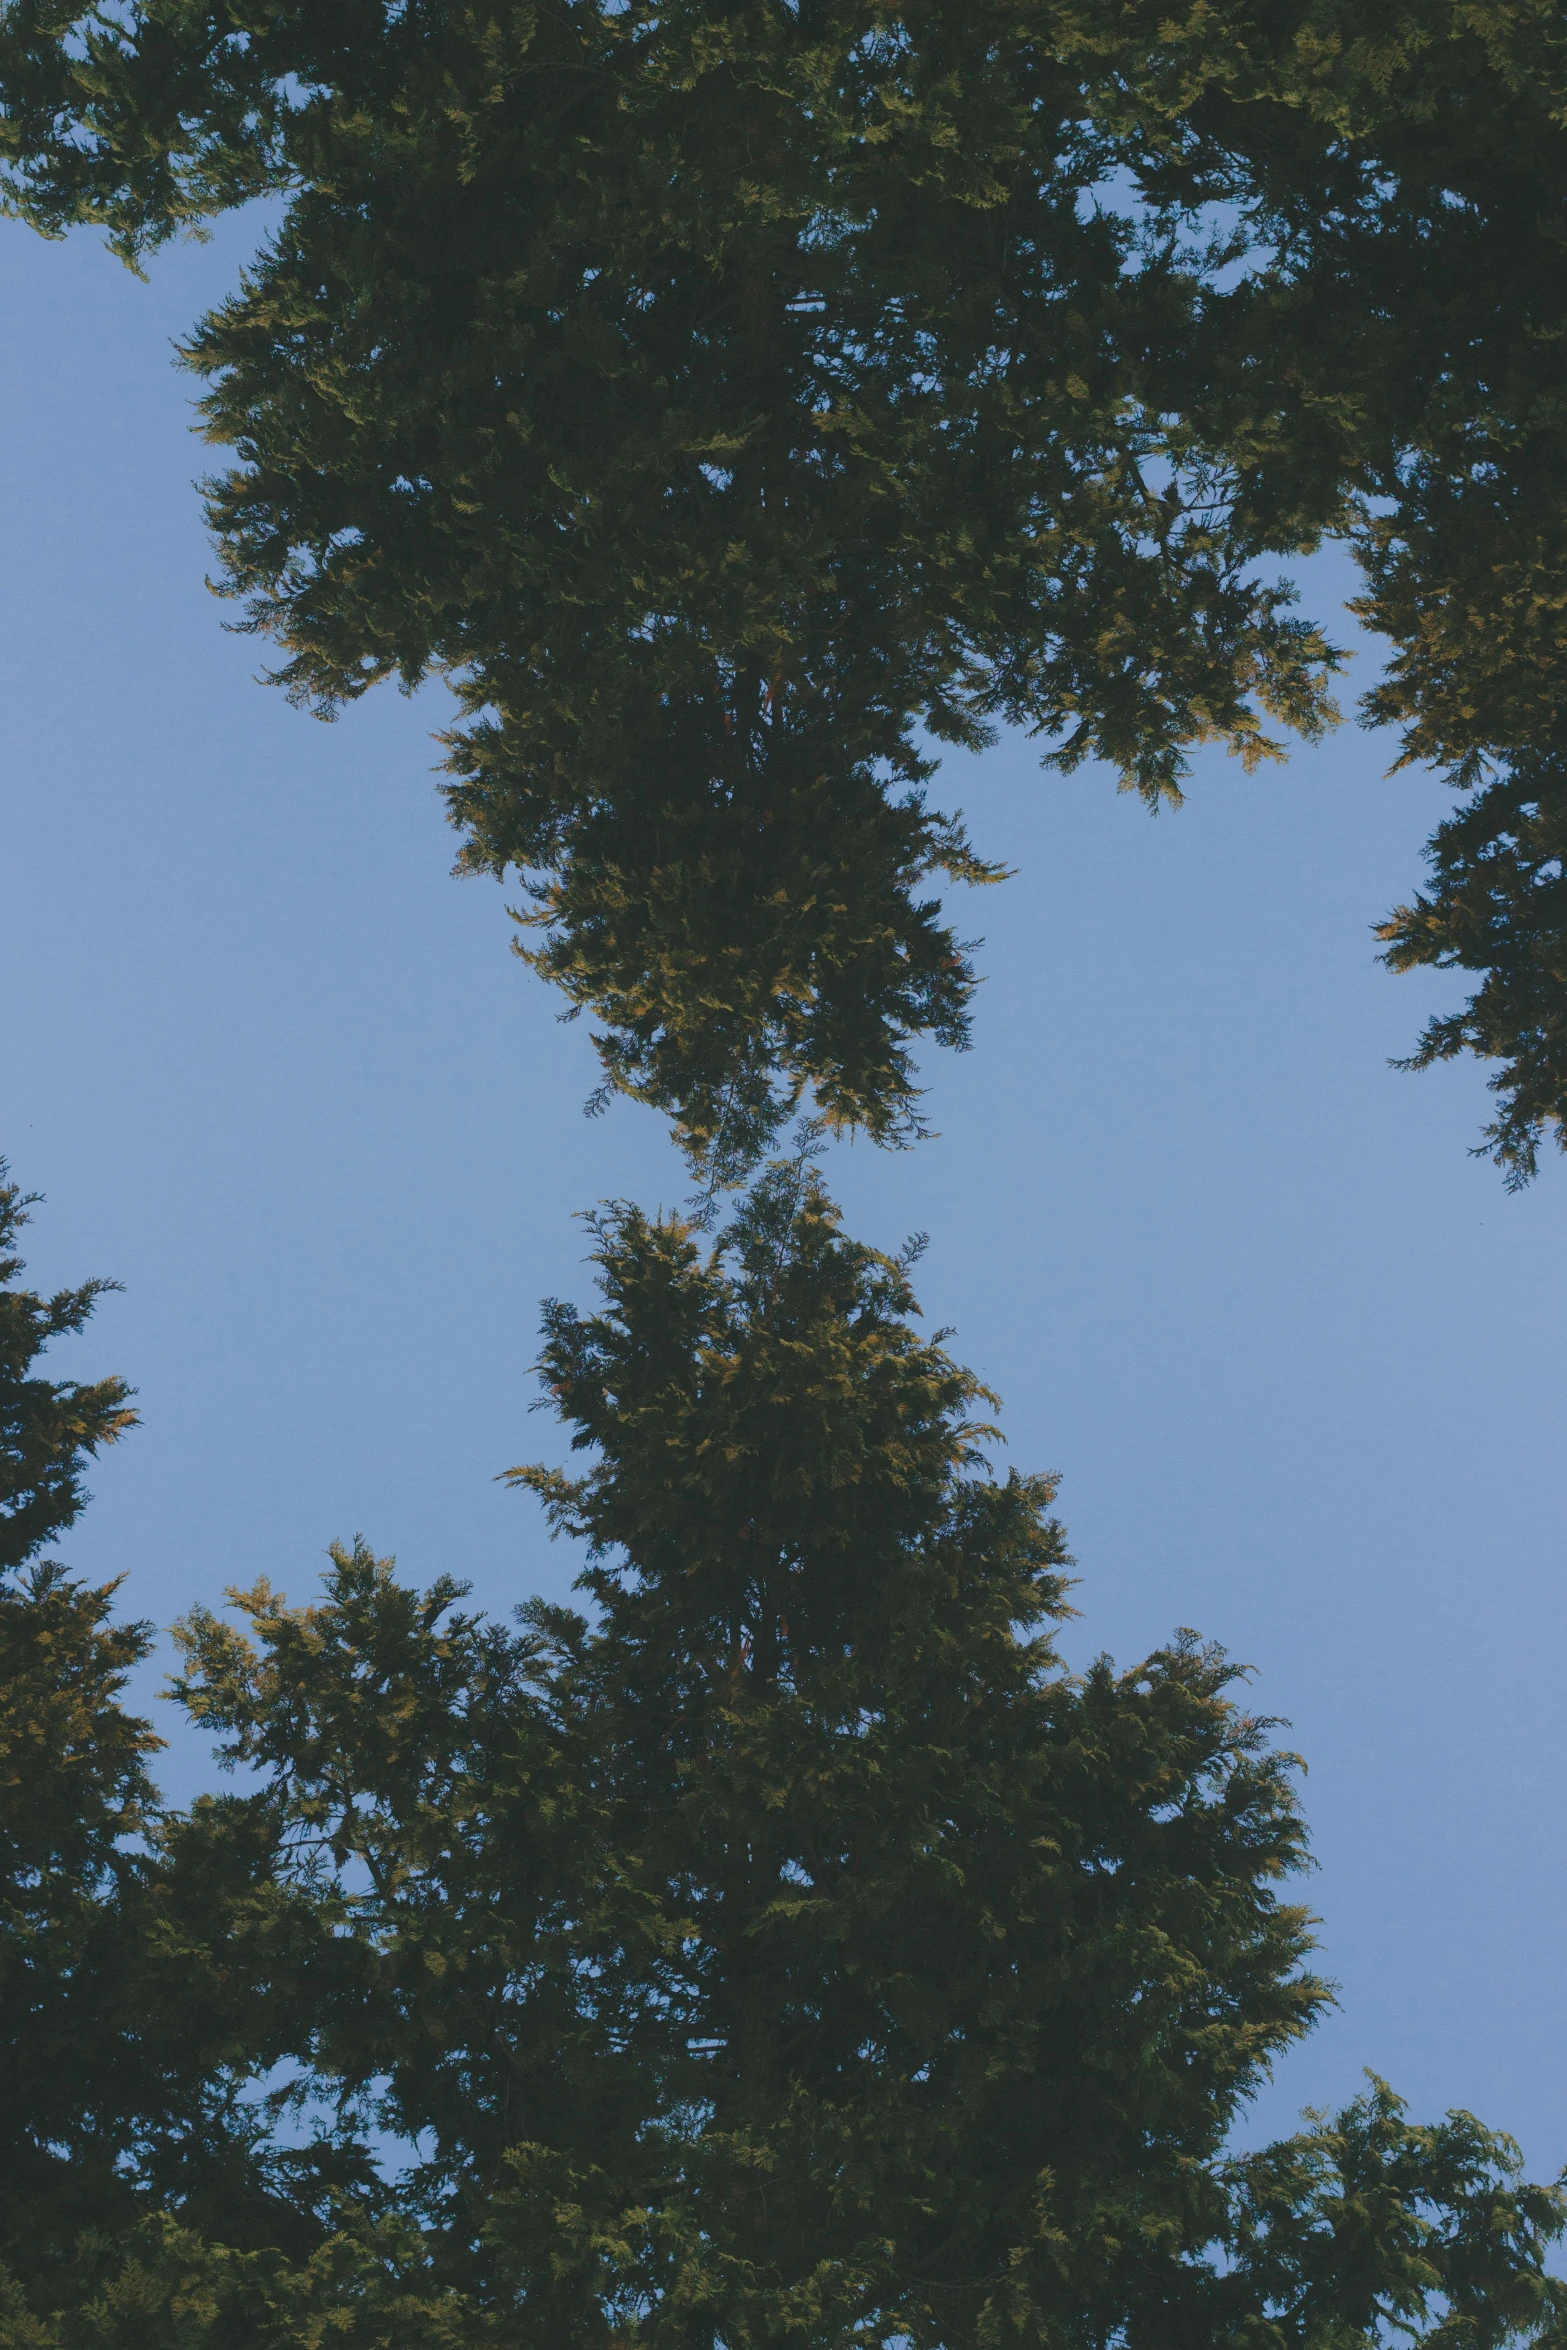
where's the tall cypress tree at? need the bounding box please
[164,1158,1567,2348]
[1,1161,1561,2340]
[494,1162,1327,2342]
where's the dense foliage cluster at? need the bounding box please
[2,1,1564,2342]
[4,1,1567,1171]
[1,1168,1565,2344]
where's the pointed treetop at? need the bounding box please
[0,1164,138,1576]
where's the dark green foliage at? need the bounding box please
[0,1561,165,2264]
[167,0,1343,1170]
[1214,2080,1567,2350]
[0,2215,479,2349]
[1,16,1562,2336]
[0,1179,377,2293]
[158,1159,1564,2347]
[0,1165,136,1572]
[169,1535,594,2293]
[1379,756,1567,1188]
[1,1154,1563,2343]
[0,1166,159,2262]
[6,4,1567,1168]
[497,1171,1326,2342]
[1,2,1339,1169]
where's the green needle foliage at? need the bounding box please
[0,1173,404,2310]
[0,2217,484,2349]
[0,18,1563,2337]
[2,1159,1565,2343]
[10,3,1567,1175]
[1,1163,137,1572]
[0,1163,159,2258]
[156,1158,1564,2348]
[1378,754,1567,1189]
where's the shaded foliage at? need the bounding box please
[23,4,1567,1167]
[1,1162,1564,2342]
[0,1164,136,1572]
[0,1177,378,2292]
[1379,755,1567,1187]
[163,1159,1563,2346]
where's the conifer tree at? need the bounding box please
[4,3,1567,1171]
[0,1161,158,2258]
[3,1154,1563,2342]
[2,1,1565,2331]
[0,1169,394,2306]
[166,1158,1567,2348]
[0,1161,137,1570]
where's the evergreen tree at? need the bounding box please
[4,4,1566,1172]
[1,13,1564,2331]
[166,1158,1567,2347]
[0,1161,136,1571]
[0,1170,386,2298]
[3,1153,1563,2342]
[0,1162,158,2257]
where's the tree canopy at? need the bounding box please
[3,1,1564,1173]
[0,1168,389,2302]
[2,1162,1566,2344]
[2,0,1565,2338]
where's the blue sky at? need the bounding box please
[4,209,1565,2176]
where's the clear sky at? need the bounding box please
[4,208,1565,2180]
